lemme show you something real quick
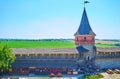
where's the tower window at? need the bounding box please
[76,37,78,41]
[92,37,94,41]
[84,37,86,42]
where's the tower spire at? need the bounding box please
[75,7,95,35]
[75,0,95,35]
[74,0,95,45]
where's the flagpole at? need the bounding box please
[84,0,85,8]
[84,0,90,8]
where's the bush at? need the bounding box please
[85,74,104,79]
[98,73,104,78]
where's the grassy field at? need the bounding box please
[0,39,119,48]
[0,40,75,48]
[95,40,120,48]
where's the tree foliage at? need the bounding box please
[0,44,16,70]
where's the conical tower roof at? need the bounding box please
[75,8,95,35]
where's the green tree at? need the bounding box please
[0,44,16,71]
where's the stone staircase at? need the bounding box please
[77,58,100,74]
[84,59,99,74]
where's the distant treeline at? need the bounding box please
[114,44,120,46]
[0,39,74,42]
[96,39,120,42]
[1,39,120,42]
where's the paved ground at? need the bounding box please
[100,73,120,79]
[19,77,77,79]
[2,73,120,79]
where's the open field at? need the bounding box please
[95,43,117,48]
[0,39,120,48]
[95,39,120,48]
[0,40,75,48]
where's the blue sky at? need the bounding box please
[0,0,120,39]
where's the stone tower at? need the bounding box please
[75,8,96,61]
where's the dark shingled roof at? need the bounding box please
[76,46,89,53]
[75,8,95,35]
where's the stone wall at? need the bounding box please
[82,44,94,59]
[12,59,79,68]
[95,58,120,69]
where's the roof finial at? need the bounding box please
[84,0,90,8]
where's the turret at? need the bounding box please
[75,8,96,60]
[75,8,95,46]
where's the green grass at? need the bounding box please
[0,40,119,48]
[0,40,75,48]
[24,77,51,79]
[85,74,104,79]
